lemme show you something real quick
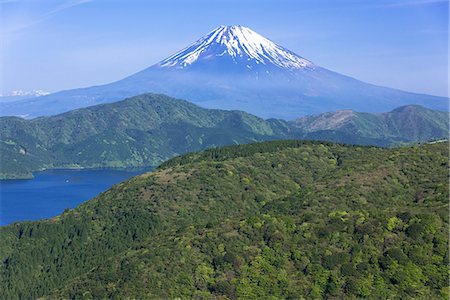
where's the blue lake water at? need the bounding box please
[0,168,152,226]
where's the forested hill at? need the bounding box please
[1,93,448,180]
[293,104,449,145]
[0,93,294,179]
[1,140,448,299]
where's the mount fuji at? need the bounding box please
[3,25,447,119]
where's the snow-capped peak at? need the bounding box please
[0,90,50,97]
[157,25,315,70]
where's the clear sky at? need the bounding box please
[1,0,448,97]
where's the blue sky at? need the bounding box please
[1,0,448,97]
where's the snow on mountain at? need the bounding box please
[0,90,51,104]
[1,25,447,119]
[157,25,315,71]
[1,90,50,97]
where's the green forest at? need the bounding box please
[1,93,448,179]
[0,140,448,299]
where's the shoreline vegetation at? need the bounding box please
[0,165,155,180]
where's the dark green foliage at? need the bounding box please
[0,140,448,299]
[159,139,335,169]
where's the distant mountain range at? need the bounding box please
[293,104,449,145]
[1,93,447,179]
[1,25,447,119]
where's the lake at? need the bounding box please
[0,168,152,226]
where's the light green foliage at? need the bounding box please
[387,216,403,231]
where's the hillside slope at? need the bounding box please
[0,93,295,179]
[0,140,448,299]
[294,105,449,145]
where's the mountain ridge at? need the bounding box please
[0,93,293,179]
[1,93,448,179]
[294,104,449,139]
